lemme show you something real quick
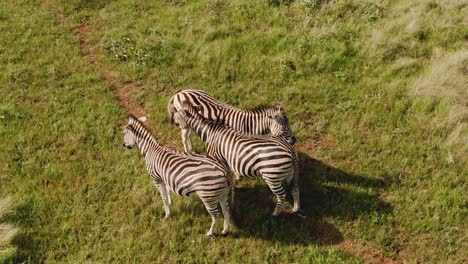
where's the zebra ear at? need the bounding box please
[180,101,191,110]
[275,104,283,112]
[137,116,147,123]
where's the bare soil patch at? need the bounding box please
[74,24,146,116]
[338,240,402,264]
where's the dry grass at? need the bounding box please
[365,0,467,164]
[0,198,12,218]
[412,50,468,163]
[0,225,17,247]
[0,197,17,261]
[412,50,468,117]
[368,0,467,58]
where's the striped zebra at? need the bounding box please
[167,89,296,153]
[123,115,231,236]
[173,105,300,216]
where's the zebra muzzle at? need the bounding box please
[289,136,297,145]
[123,143,132,149]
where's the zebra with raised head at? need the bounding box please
[173,105,300,216]
[167,89,296,153]
[123,115,231,236]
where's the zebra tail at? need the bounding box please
[167,94,177,124]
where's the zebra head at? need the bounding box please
[268,106,296,145]
[123,115,147,149]
[173,102,203,128]
[173,111,188,129]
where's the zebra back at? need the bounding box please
[174,106,297,178]
[125,116,230,197]
[168,89,296,144]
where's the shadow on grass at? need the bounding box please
[230,152,392,245]
[1,199,45,263]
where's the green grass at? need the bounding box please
[1,0,466,263]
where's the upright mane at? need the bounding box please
[127,115,158,144]
[242,104,276,114]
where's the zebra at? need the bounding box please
[173,105,300,216]
[167,89,296,153]
[123,115,231,236]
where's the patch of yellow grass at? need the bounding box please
[412,50,468,163]
[390,57,419,71]
[364,0,467,164]
[0,197,12,219]
[0,224,18,246]
[367,0,468,57]
[412,50,467,120]
[0,197,17,257]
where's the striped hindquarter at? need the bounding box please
[123,116,231,236]
[167,89,296,152]
[174,109,300,216]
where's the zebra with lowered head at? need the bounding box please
[173,104,300,216]
[123,115,231,236]
[167,89,296,153]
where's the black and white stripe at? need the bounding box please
[123,115,231,236]
[167,89,296,152]
[173,107,300,216]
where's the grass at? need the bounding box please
[1,0,466,263]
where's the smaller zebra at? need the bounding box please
[167,89,296,153]
[123,115,231,236]
[173,105,300,216]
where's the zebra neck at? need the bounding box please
[235,109,273,134]
[135,132,159,158]
[186,116,213,143]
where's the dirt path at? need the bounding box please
[74,24,146,117]
[46,6,403,264]
[338,240,401,264]
[49,6,146,117]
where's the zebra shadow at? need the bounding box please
[229,152,392,245]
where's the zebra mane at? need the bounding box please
[180,106,231,130]
[127,115,158,144]
[242,104,281,115]
[128,115,193,156]
[244,104,274,111]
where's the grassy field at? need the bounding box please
[1,0,466,263]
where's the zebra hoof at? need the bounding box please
[221,230,229,236]
[272,208,282,216]
[205,233,214,239]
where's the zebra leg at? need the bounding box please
[262,175,286,216]
[230,173,235,209]
[180,128,190,153]
[292,184,300,212]
[200,197,220,237]
[219,192,231,235]
[186,129,193,152]
[166,184,172,205]
[292,161,300,212]
[154,182,170,219]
